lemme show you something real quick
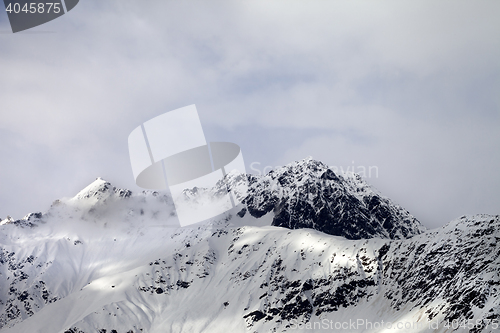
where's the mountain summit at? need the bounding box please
[226,158,425,239]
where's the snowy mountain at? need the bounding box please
[0,161,498,333]
[226,158,425,239]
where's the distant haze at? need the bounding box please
[0,1,499,229]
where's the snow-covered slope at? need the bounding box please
[0,165,498,333]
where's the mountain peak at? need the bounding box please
[286,157,327,170]
[72,177,131,202]
[231,159,425,240]
[73,177,113,200]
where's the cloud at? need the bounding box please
[0,1,498,227]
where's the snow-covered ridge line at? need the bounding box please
[0,159,497,332]
[2,158,425,241]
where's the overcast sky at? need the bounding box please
[0,1,499,229]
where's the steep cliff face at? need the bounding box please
[0,164,497,333]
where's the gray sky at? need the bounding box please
[0,1,499,229]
